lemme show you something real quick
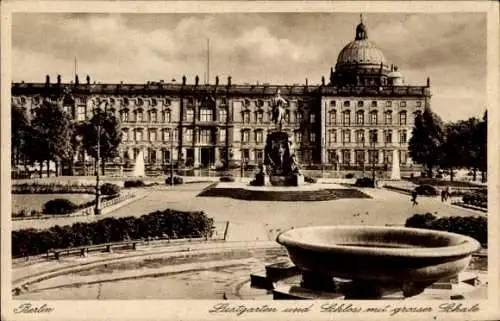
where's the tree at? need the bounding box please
[80,105,122,175]
[475,110,487,182]
[11,104,30,167]
[408,108,445,176]
[23,100,73,177]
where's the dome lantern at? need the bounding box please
[355,14,368,40]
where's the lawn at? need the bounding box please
[12,194,96,213]
[404,177,485,188]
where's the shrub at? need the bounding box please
[124,180,145,188]
[219,176,235,182]
[166,176,184,185]
[42,198,76,215]
[304,176,318,184]
[12,183,94,194]
[100,183,121,196]
[345,173,355,179]
[463,192,487,209]
[354,177,375,188]
[405,213,487,246]
[11,209,215,257]
[415,184,439,196]
[250,173,265,186]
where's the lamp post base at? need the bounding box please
[94,208,101,215]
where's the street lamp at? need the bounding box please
[93,99,107,215]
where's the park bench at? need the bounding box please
[47,240,139,260]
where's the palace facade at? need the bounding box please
[11,18,430,174]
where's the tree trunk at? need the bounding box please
[101,157,105,176]
[473,168,477,181]
[39,160,43,178]
[427,164,433,178]
[449,167,453,181]
[46,160,50,177]
[481,170,486,183]
[55,161,59,177]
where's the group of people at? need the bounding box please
[410,186,451,206]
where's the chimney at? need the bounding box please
[75,75,79,85]
[195,75,199,86]
[182,75,186,85]
[427,77,431,87]
[215,76,219,86]
[227,76,232,86]
[321,76,325,86]
[305,78,308,86]
[86,75,90,84]
[57,74,61,85]
[45,75,50,84]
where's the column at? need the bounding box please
[194,147,200,167]
[350,149,355,165]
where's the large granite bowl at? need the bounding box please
[276,226,480,293]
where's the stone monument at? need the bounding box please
[256,90,302,186]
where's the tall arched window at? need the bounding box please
[356,110,364,125]
[343,110,351,125]
[329,110,337,125]
[384,111,392,125]
[399,111,407,125]
[370,111,378,125]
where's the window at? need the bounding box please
[310,132,316,143]
[135,130,143,141]
[256,111,264,123]
[242,149,250,162]
[330,100,336,107]
[199,129,211,144]
[370,111,378,125]
[385,100,392,107]
[136,110,143,122]
[255,150,263,163]
[151,98,157,107]
[150,110,157,122]
[384,111,392,125]
[219,109,227,122]
[344,101,351,107]
[163,130,170,142]
[329,110,337,124]
[368,150,379,164]
[242,111,250,123]
[328,130,337,144]
[184,129,193,142]
[242,130,250,143]
[149,130,157,142]
[149,149,157,163]
[163,110,171,123]
[294,131,302,143]
[355,150,365,164]
[399,130,407,144]
[356,130,365,143]
[220,98,228,106]
[399,111,407,125]
[328,150,338,163]
[383,150,393,164]
[244,99,251,108]
[400,101,407,108]
[122,130,129,142]
[342,150,351,164]
[369,130,378,143]
[200,108,213,121]
[356,111,364,125]
[77,106,86,121]
[162,149,171,164]
[164,99,171,106]
[384,130,393,144]
[342,130,351,143]
[357,101,364,108]
[400,150,407,164]
[185,109,194,122]
[219,128,226,143]
[295,111,303,123]
[310,113,316,123]
[255,130,264,144]
[416,100,422,107]
[371,101,377,108]
[343,111,351,125]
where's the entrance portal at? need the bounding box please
[200,147,214,168]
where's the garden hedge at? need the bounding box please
[405,213,487,247]
[100,183,121,196]
[12,209,215,257]
[354,177,374,188]
[124,180,146,188]
[12,183,94,194]
[462,192,487,209]
[166,176,184,185]
[219,176,235,182]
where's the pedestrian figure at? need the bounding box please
[445,186,451,202]
[441,189,447,202]
[411,190,418,206]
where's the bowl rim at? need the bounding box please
[276,225,481,258]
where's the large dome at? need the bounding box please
[336,39,387,67]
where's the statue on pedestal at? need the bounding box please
[271,89,287,129]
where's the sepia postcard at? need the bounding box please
[1,1,499,320]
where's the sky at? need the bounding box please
[11,12,486,122]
